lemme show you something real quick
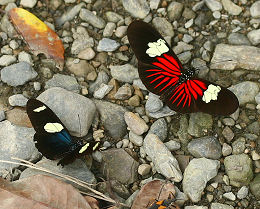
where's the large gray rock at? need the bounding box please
[224,154,253,187]
[45,74,80,93]
[143,134,182,182]
[1,62,37,87]
[122,0,150,19]
[93,99,128,139]
[229,81,259,105]
[102,148,139,185]
[188,136,222,160]
[110,64,139,83]
[0,121,38,177]
[37,87,96,137]
[210,44,260,71]
[183,158,220,202]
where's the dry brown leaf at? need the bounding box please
[0,175,98,209]
[131,179,176,209]
[8,8,64,70]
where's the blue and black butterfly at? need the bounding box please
[26,99,100,166]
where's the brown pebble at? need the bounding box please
[119,45,128,52]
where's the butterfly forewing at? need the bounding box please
[127,20,239,115]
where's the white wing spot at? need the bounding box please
[79,143,89,154]
[44,123,64,133]
[33,105,46,112]
[202,84,221,103]
[146,38,169,57]
[93,142,100,151]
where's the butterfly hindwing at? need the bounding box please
[127,20,239,115]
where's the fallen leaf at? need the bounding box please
[131,179,176,209]
[0,175,98,209]
[8,8,64,70]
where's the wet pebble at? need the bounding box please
[1,62,37,87]
[97,38,120,52]
[8,94,28,107]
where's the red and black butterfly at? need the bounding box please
[148,192,180,209]
[26,99,100,166]
[127,20,239,115]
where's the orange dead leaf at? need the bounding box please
[0,175,98,209]
[8,8,64,70]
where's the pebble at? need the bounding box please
[110,64,139,83]
[223,192,236,201]
[204,0,222,11]
[114,83,133,100]
[93,99,128,138]
[56,3,85,26]
[138,164,151,176]
[149,0,160,10]
[222,143,232,156]
[229,81,259,105]
[250,1,260,18]
[66,58,95,79]
[1,62,37,87]
[232,137,246,154]
[97,38,120,52]
[210,44,260,71]
[143,134,182,182]
[89,71,109,94]
[183,34,193,43]
[115,26,127,38]
[93,83,113,99]
[224,154,253,187]
[79,9,105,29]
[0,55,16,66]
[18,51,33,65]
[103,22,116,37]
[105,11,123,23]
[45,74,80,93]
[185,19,194,28]
[188,136,222,160]
[124,112,148,136]
[222,126,234,142]
[148,118,168,142]
[249,174,260,199]
[8,94,28,107]
[251,150,260,161]
[128,95,140,107]
[37,87,96,137]
[121,0,150,19]
[33,82,41,91]
[129,131,143,146]
[78,48,95,60]
[20,0,37,8]
[213,10,221,19]
[71,27,94,54]
[122,139,130,148]
[152,17,174,37]
[164,140,181,151]
[145,93,163,113]
[188,113,213,137]
[222,0,242,15]
[148,106,176,119]
[183,158,220,202]
[237,186,249,199]
[167,1,183,21]
[211,203,234,209]
[247,29,260,45]
[0,111,5,122]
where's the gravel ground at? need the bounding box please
[0,0,260,208]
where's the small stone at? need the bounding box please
[97,38,120,52]
[116,141,123,148]
[0,111,5,122]
[8,94,28,107]
[18,51,33,65]
[20,0,37,8]
[185,19,194,28]
[78,48,95,60]
[222,143,232,156]
[124,112,149,136]
[114,84,133,100]
[223,192,236,201]
[237,186,248,199]
[33,82,41,91]
[164,140,181,151]
[122,0,150,19]
[79,9,105,29]
[110,64,139,83]
[167,1,184,21]
[122,139,129,148]
[145,93,163,113]
[213,11,221,19]
[150,0,160,10]
[148,118,168,142]
[128,95,140,107]
[103,22,116,37]
[205,0,222,11]
[138,164,151,176]
[247,29,260,45]
[0,55,16,66]
[93,83,113,99]
[105,11,123,23]
[228,33,251,46]
[211,203,234,209]
[222,118,235,126]
[222,126,234,142]
[129,131,143,146]
[252,150,260,161]
[115,26,127,38]
[152,17,174,37]
[222,0,242,15]
[250,1,260,18]
[232,137,246,154]
[9,40,19,49]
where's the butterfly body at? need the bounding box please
[26,99,100,166]
[127,20,239,115]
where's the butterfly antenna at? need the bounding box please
[78,114,81,137]
[156,182,166,201]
